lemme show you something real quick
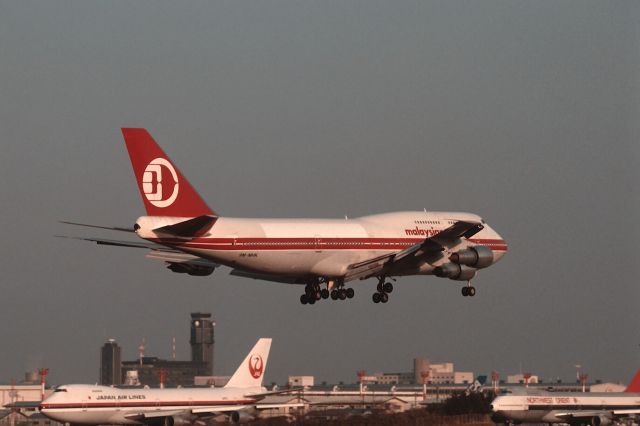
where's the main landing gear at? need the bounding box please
[300,280,354,305]
[372,277,394,304]
[461,282,476,297]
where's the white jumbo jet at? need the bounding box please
[40,338,299,425]
[64,128,508,304]
[491,370,640,425]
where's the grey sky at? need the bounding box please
[1,1,638,386]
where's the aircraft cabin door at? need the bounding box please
[314,235,322,253]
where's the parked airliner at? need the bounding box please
[64,128,507,304]
[40,338,299,424]
[491,370,640,425]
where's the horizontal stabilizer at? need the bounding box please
[56,235,167,250]
[60,221,134,233]
[153,215,217,237]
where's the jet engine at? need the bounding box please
[449,246,494,269]
[157,415,194,426]
[166,263,215,276]
[433,263,476,281]
[589,415,613,426]
[230,411,254,424]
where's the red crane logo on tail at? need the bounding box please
[143,158,179,208]
[248,355,264,379]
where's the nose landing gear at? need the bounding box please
[461,282,476,297]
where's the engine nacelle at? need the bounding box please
[154,415,194,426]
[449,246,494,269]
[230,411,254,424]
[433,263,476,281]
[166,263,215,276]
[590,415,613,426]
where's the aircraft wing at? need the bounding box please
[613,409,640,415]
[58,236,219,273]
[124,410,189,421]
[255,403,305,410]
[345,220,484,281]
[230,269,308,285]
[125,406,251,420]
[192,402,304,414]
[555,409,640,418]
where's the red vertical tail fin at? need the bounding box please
[625,369,640,392]
[121,128,214,217]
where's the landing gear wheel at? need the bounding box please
[300,294,308,304]
[346,288,355,299]
[321,289,330,299]
[372,293,381,303]
[338,289,347,300]
[380,292,389,303]
[461,287,469,297]
[468,286,476,297]
[383,282,393,293]
[330,290,339,300]
[308,296,316,305]
[377,282,384,292]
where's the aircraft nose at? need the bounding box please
[489,228,508,260]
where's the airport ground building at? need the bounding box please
[100,313,216,387]
[369,358,474,385]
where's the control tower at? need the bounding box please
[190,312,214,375]
[100,339,122,385]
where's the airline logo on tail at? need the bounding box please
[248,355,264,379]
[143,158,179,207]
[122,128,213,217]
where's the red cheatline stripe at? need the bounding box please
[41,399,256,409]
[148,237,508,252]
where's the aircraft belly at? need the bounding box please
[502,410,547,423]
[187,248,374,277]
[49,410,138,425]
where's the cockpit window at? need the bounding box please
[54,388,67,393]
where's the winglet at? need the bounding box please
[225,338,272,389]
[121,128,214,217]
[625,369,640,392]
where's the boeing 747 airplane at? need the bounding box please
[491,370,640,425]
[64,128,508,304]
[40,339,299,425]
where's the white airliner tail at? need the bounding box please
[225,338,272,389]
